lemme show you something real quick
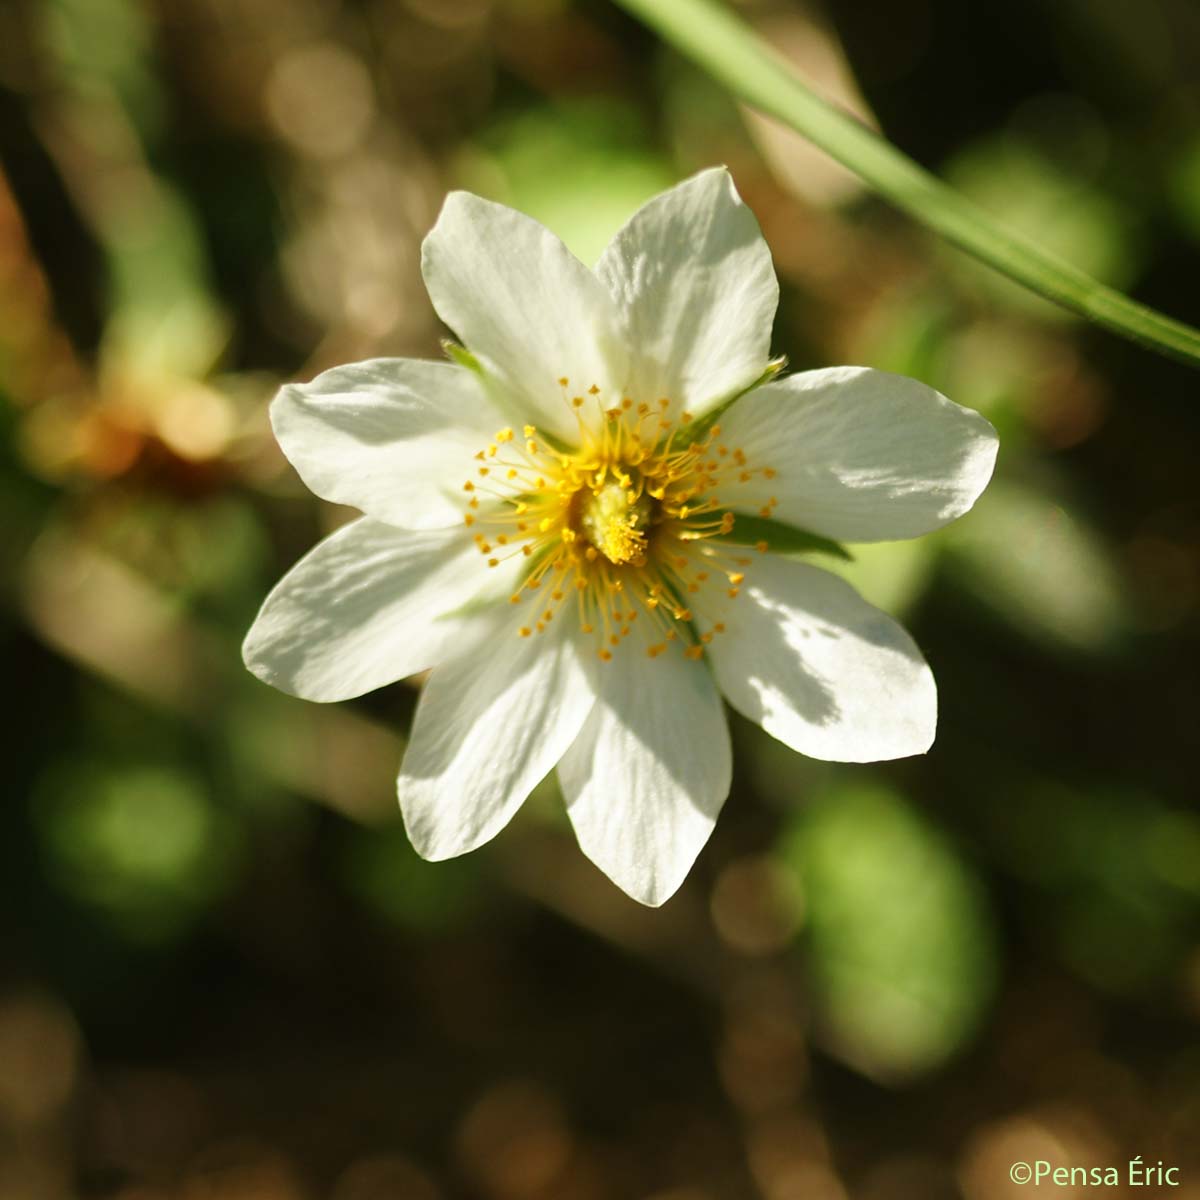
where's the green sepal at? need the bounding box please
[437,537,559,625]
[713,512,853,561]
[442,340,482,373]
[532,426,573,455]
[434,588,504,622]
[443,339,574,454]
[675,355,787,448]
[646,567,706,656]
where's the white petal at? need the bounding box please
[398,612,596,861]
[709,555,936,763]
[717,367,998,542]
[557,643,731,907]
[596,167,778,419]
[242,518,506,701]
[271,358,505,530]
[421,191,626,445]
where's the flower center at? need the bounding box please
[578,479,654,565]
[461,380,778,662]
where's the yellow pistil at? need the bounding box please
[461,389,778,662]
[579,481,652,565]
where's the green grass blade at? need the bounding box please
[613,0,1200,369]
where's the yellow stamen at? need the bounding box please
[459,380,780,662]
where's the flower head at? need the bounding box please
[243,168,998,906]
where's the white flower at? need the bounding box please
[243,168,998,906]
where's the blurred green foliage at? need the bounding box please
[779,782,997,1082]
[460,97,676,265]
[944,135,1143,320]
[33,762,243,942]
[3,0,1200,1195]
[341,823,487,936]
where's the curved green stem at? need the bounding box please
[614,0,1200,369]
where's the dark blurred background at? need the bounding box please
[3,0,1200,1196]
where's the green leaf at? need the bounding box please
[712,512,852,561]
[613,0,1200,369]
